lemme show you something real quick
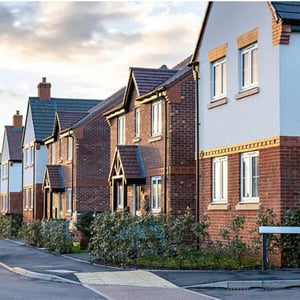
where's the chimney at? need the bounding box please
[37,77,51,100]
[13,110,23,128]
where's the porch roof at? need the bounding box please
[43,165,65,191]
[108,145,146,184]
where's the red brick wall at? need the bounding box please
[109,70,196,217]
[9,192,22,214]
[199,137,300,242]
[74,113,110,213]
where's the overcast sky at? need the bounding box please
[0,1,207,143]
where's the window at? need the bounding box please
[151,101,162,136]
[241,43,258,89]
[118,115,125,145]
[30,188,33,209]
[25,189,29,209]
[117,182,124,209]
[212,57,226,99]
[2,162,8,178]
[66,188,72,213]
[67,137,73,161]
[135,108,140,137]
[25,147,29,166]
[151,176,161,211]
[5,195,8,211]
[241,151,259,202]
[51,143,55,164]
[30,146,34,165]
[212,156,228,202]
[59,139,63,160]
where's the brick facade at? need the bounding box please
[199,136,300,243]
[108,67,195,217]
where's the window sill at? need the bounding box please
[208,203,230,210]
[133,137,141,143]
[235,86,259,100]
[207,97,228,109]
[151,209,161,214]
[149,135,163,143]
[235,202,261,210]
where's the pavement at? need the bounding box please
[1,239,300,300]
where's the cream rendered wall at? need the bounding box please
[198,2,280,151]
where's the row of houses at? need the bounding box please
[2,1,300,245]
[0,56,196,226]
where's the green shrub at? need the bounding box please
[280,209,300,267]
[0,214,22,239]
[23,219,72,254]
[23,219,44,247]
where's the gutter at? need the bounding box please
[188,61,200,224]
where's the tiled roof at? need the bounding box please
[109,145,145,183]
[272,2,300,23]
[29,97,101,141]
[56,111,88,131]
[131,67,177,96]
[44,165,65,191]
[5,126,23,161]
[75,87,125,127]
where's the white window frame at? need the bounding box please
[118,115,125,145]
[30,145,34,165]
[66,188,72,214]
[67,137,73,161]
[151,176,161,212]
[212,156,228,203]
[212,57,226,100]
[51,143,55,164]
[25,189,29,209]
[135,108,140,137]
[151,101,162,136]
[59,139,63,161]
[241,43,258,90]
[241,151,259,202]
[116,182,124,209]
[30,188,33,209]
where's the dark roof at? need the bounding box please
[109,145,145,183]
[56,111,88,132]
[131,67,177,96]
[75,87,126,127]
[272,2,300,24]
[5,126,23,161]
[29,97,101,141]
[44,165,65,191]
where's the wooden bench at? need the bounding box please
[259,226,300,271]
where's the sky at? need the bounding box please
[0,1,207,144]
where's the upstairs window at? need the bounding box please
[51,143,55,164]
[67,137,73,161]
[135,108,140,137]
[212,156,228,203]
[118,115,125,145]
[241,43,258,89]
[30,146,34,165]
[151,101,162,136]
[59,139,63,161]
[212,57,226,99]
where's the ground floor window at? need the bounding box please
[241,151,259,202]
[151,176,161,212]
[212,156,228,203]
[117,182,124,209]
[66,188,72,214]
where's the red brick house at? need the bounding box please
[105,60,196,217]
[42,87,124,223]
